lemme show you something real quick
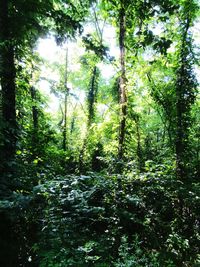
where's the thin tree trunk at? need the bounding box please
[30,86,38,130]
[63,46,69,151]
[135,118,143,171]
[88,66,97,127]
[175,81,185,180]
[70,104,77,134]
[118,2,127,160]
[113,1,127,255]
[30,86,39,159]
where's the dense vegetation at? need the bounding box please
[0,0,199,266]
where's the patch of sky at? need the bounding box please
[36,24,118,115]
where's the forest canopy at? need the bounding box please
[0,0,199,266]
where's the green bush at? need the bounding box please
[30,170,200,266]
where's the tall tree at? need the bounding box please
[63,45,69,151]
[118,0,127,160]
[175,0,198,180]
[0,0,16,174]
[30,85,39,158]
[101,0,153,162]
[78,4,107,172]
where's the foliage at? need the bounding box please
[31,170,200,266]
[0,0,200,266]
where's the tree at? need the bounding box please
[78,4,108,172]
[175,0,198,180]
[144,0,198,180]
[63,45,69,151]
[0,0,16,175]
[118,0,127,161]
[0,0,91,175]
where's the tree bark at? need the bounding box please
[118,2,127,161]
[135,118,144,171]
[30,86,38,130]
[63,47,69,151]
[30,86,39,159]
[88,66,97,127]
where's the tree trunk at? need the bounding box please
[175,79,186,180]
[30,86,38,131]
[135,118,144,171]
[30,86,39,159]
[118,2,127,161]
[79,66,98,173]
[175,17,191,180]
[63,47,69,151]
[0,0,17,174]
[88,66,97,127]
[0,3,19,266]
